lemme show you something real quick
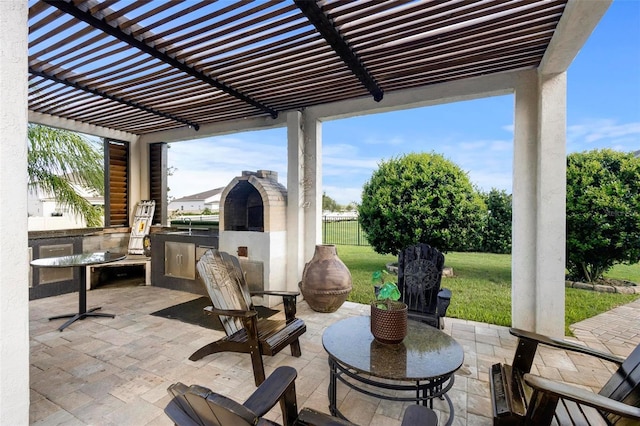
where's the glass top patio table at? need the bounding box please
[31,251,126,331]
[322,315,464,425]
[30,251,126,268]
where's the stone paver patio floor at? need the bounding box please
[29,284,640,425]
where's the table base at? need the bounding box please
[328,357,456,426]
[49,307,115,331]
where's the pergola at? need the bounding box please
[0,1,611,423]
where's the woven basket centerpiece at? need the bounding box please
[370,300,408,344]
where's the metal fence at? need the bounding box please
[322,215,369,246]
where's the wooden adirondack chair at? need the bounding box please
[165,366,438,426]
[397,243,450,329]
[188,250,306,386]
[166,366,299,426]
[490,328,640,425]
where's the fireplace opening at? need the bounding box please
[224,181,264,232]
[220,169,286,234]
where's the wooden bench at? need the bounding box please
[86,255,150,290]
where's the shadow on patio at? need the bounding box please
[29,284,640,425]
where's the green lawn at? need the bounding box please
[335,245,640,335]
[605,262,640,283]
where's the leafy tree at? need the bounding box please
[566,149,640,282]
[28,124,104,227]
[358,152,486,255]
[481,189,512,254]
[322,192,342,212]
[345,202,358,211]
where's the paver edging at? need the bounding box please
[565,280,640,294]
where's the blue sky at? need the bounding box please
[168,1,640,205]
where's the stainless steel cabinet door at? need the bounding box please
[165,242,195,279]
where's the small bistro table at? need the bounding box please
[322,316,464,425]
[30,251,126,331]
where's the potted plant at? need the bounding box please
[370,270,408,344]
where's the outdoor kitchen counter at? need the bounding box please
[150,231,219,295]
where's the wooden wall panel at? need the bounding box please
[149,143,167,226]
[104,139,129,227]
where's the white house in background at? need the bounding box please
[168,187,224,214]
[27,180,104,231]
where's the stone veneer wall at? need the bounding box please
[28,228,132,299]
[82,231,130,253]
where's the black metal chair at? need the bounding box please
[397,243,450,329]
[165,366,439,426]
[490,328,640,425]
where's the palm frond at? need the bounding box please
[27,124,104,227]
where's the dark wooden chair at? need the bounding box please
[188,249,306,386]
[397,243,450,329]
[165,365,299,426]
[165,366,439,426]
[490,327,640,425]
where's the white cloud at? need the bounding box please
[455,138,512,153]
[440,137,514,193]
[567,119,640,151]
[323,143,358,156]
[459,141,487,150]
[169,170,237,199]
[585,122,640,143]
[469,170,512,193]
[168,136,287,199]
[323,156,380,169]
[490,140,512,151]
[363,135,404,146]
[322,185,363,205]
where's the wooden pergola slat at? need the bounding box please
[42,0,279,119]
[294,0,383,102]
[26,0,572,135]
[29,66,201,130]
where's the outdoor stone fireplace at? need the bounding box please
[219,170,287,307]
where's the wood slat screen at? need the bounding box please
[149,143,168,226]
[105,139,129,227]
[27,1,569,136]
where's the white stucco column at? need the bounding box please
[286,111,305,291]
[285,110,322,291]
[512,71,538,332]
[535,71,567,337]
[302,113,323,262]
[0,1,30,423]
[512,70,566,337]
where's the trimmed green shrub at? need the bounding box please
[481,189,512,254]
[566,149,640,282]
[358,152,486,255]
